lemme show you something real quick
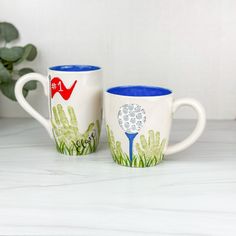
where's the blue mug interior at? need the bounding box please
[107,85,172,97]
[49,65,101,72]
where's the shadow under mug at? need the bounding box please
[15,65,103,156]
[105,85,206,168]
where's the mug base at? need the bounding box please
[111,155,164,168]
[56,149,97,156]
[55,143,99,156]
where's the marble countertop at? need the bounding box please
[0,118,236,236]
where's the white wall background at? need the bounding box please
[0,0,236,119]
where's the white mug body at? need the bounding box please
[105,86,206,168]
[15,65,103,156]
[49,65,102,155]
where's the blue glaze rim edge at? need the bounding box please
[49,65,101,72]
[106,85,172,97]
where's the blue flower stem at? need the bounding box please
[125,132,138,163]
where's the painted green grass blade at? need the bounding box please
[106,125,166,167]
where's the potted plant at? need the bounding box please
[0,22,37,102]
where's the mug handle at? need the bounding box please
[15,73,53,138]
[165,98,206,155]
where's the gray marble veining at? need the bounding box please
[0,118,236,236]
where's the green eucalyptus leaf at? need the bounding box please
[18,67,34,76]
[0,22,19,42]
[23,44,37,61]
[24,80,37,90]
[0,61,11,83]
[0,79,28,101]
[17,67,37,90]
[1,60,14,71]
[14,44,37,65]
[0,47,24,62]
[23,88,28,97]
[0,80,17,100]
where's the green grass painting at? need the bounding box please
[52,104,101,156]
[106,125,166,168]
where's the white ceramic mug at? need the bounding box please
[105,85,206,168]
[15,65,102,156]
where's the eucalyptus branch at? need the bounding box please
[0,22,38,101]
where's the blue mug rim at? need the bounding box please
[49,65,101,72]
[106,85,172,97]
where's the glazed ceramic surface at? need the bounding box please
[105,86,206,168]
[15,65,102,156]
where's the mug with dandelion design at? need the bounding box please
[105,86,206,168]
[15,65,102,155]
